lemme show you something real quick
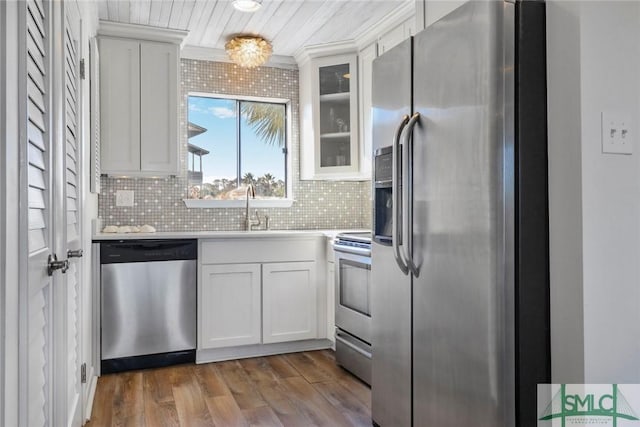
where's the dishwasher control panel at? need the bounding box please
[100,239,197,263]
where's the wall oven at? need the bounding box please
[333,232,372,385]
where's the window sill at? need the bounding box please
[183,199,295,209]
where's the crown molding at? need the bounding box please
[294,40,359,66]
[98,21,188,46]
[181,45,298,70]
[293,1,415,66]
[354,1,416,49]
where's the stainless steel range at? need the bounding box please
[333,232,372,385]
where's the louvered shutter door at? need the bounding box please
[24,0,53,425]
[63,4,82,424]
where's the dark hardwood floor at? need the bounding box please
[86,350,371,426]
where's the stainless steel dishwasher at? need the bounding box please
[100,239,197,373]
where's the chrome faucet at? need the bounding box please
[244,184,260,231]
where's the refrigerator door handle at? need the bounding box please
[401,113,421,277]
[392,114,410,275]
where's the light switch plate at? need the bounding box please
[115,190,134,207]
[602,112,633,154]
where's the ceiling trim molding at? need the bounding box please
[354,1,416,49]
[180,45,298,70]
[294,40,359,66]
[98,21,188,45]
[293,1,415,65]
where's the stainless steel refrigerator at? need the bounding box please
[371,1,550,426]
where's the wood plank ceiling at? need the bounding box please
[97,0,410,56]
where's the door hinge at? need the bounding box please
[81,363,87,383]
[80,59,86,80]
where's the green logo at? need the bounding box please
[539,384,640,426]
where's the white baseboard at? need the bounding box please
[196,339,332,364]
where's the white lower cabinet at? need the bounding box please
[263,262,317,344]
[200,263,262,349]
[197,237,328,361]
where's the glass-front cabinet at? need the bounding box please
[318,62,353,168]
[300,53,360,179]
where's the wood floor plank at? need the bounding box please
[313,381,371,427]
[240,357,280,388]
[305,350,371,409]
[143,366,176,404]
[283,352,334,384]
[206,394,248,426]
[282,376,354,426]
[240,357,317,426]
[86,350,371,427]
[253,380,317,426]
[194,362,232,398]
[217,360,268,410]
[86,374,117,426]
[173,371,215,427]
[113,372,145,427]
[263,354,301,380]
[242,406,284,427]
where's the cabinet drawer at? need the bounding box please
[200,238,318,264]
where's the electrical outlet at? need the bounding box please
[115,190,134,207]
[602,112,633,155]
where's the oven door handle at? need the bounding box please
[335,333,372,359]
[333,246,372,258]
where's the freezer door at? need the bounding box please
[411,1,516,426]
[370,37,413,427]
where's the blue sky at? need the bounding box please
[188,96,285,183]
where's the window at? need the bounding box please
[187,94,288,201]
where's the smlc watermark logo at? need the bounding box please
[538,384,640,426]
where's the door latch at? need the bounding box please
[67,249,84,258]
[47,254,69,276]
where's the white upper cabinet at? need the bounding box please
[358,43,378,179]
[140,42,178,174]
[99,38,141,173]
[378,17,416,55]
[98,23,185,176]
[300,53,361,180]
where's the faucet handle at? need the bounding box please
[250,209,262,230]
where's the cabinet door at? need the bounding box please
[200,263,262,349]
[358,43,377,178]
[99,38,140,173]
[140,42,178,174]
[313,54,359,176]
[378,23,405,55]
[263,262,317,344]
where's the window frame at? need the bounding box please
[183,92,294,208]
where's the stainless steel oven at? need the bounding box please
[333,232,372,385]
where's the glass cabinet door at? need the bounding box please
[319,63,352,167]
[309,54,358,177]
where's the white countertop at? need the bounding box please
[92,229,368,241]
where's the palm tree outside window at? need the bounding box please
[187,95,287,200]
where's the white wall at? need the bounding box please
[578,1,640,383]
[547,1,640,383]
